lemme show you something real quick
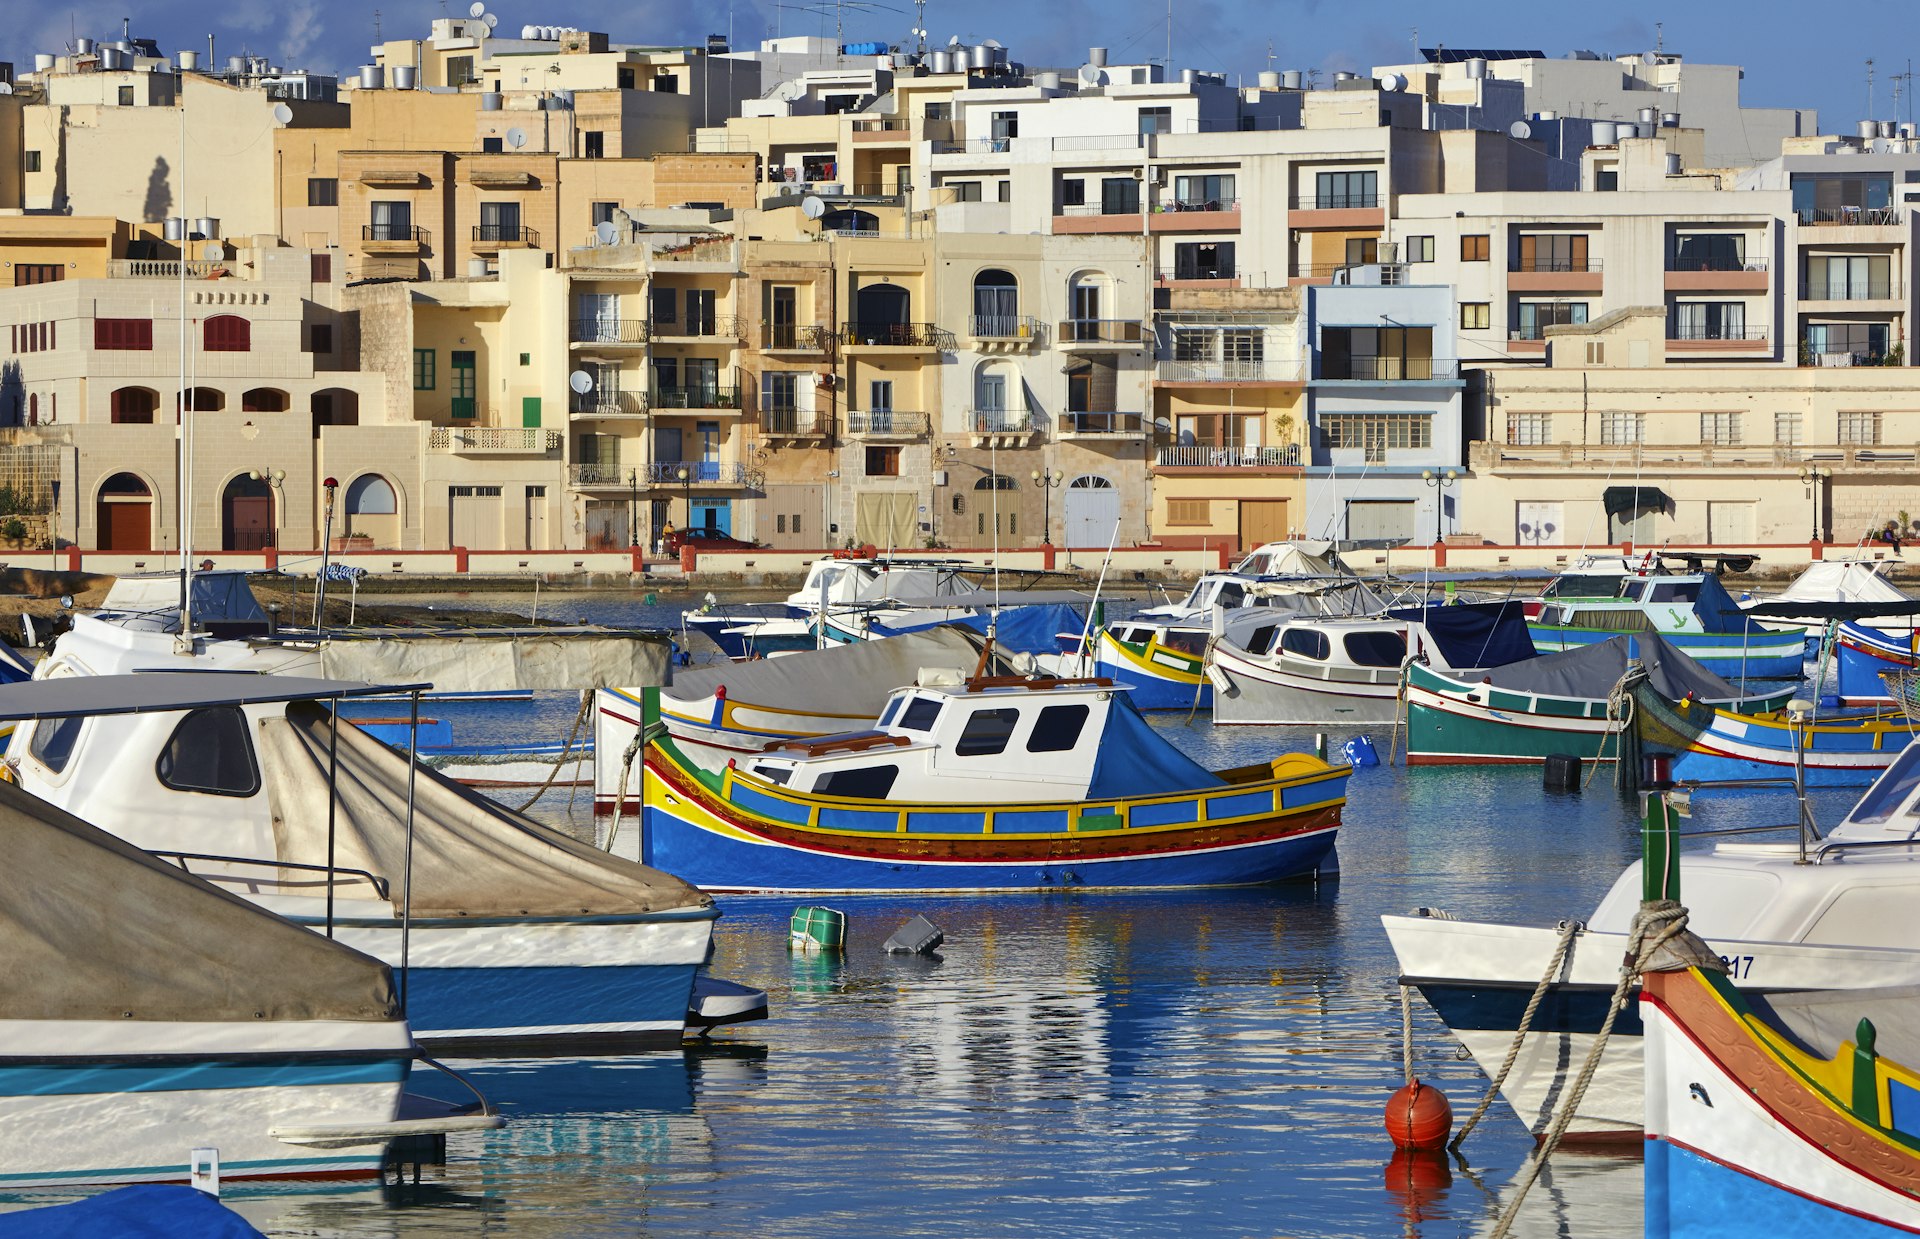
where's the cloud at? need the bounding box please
[279,1,322,64]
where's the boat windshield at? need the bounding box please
[1544,574,1624,599]
[1848,745,1920,826]
[1620,580,1647,601]
[1238,552,1274,575]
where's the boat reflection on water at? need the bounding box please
[1466,1152,1642,1239]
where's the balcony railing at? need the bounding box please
[1799,282,1896,300]
[969,314,1046,342]
[362,223,427,243]
[107,259,233,279]
[1156,445,1303,468]
[1157,359,1299,383]
[1510,326,1578,342]
[1509,258,1604,273]
[1319,355,1460,380]
[1058,318,1145,344]
[1800,344,1901,367]
[1668,326,1769,341]
[569,463,629,487]
[652,385,743,409]
[967,409,1033,434]
[1292,194,1381,210]
[1056,202,1141,217]
[653,240,739,265]
[571,318,649,344]
[427,427,562,454]
[1799,207,1902,226]
[761,410,832,436]
[932,137,1016,154]
[472,224,539,245]
[1159,197,1240,213]
[762,323,832,351]
[1058,412,1144,435]
[1156,267,1239,283]
[846,410,929,436]
[1668,255,1769,272]
[569,390,649,417]
[648,315,745,339]
[647,461,750,485]
[838,322,950,348]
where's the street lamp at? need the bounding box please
[627,468,639,549]
[247,467,286,551]
[678,465,693,536]
[1799,465,1832,543]
[1421,468,1458,545]
[1031,468,1064,544]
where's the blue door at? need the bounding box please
[696,421,721,482]
[692,499,731,534]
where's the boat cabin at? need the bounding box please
[784,556,972,613]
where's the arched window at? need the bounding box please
[240,387,288,413]
[973,473,1017,490]
[822,208,878,235]
[110,387,158,424]
[346,474,397,515]
[1065,271,1112,340]
[851,283,910,341]
[204,315,251,352]
[176,387,225,413]
[971,361,1022,432]
[1070,475,1113,489]
[972,269,1019,337]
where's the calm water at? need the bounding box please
[49,590,1875,1237]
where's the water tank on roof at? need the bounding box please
[1179,67,1195,84]
[1333,70,1355,81]
[1465,57,1487,78]
[163,218,185,241]
[1535,110,1557,121]
[1666,153,1682,174]
[1590,120,1617,145]
[1638,106,1656,123]
[1882,120,1898,138]
[930,49,953,73]
[1661,112,1679,127]
[1379,72,1404,91]
[481,91,502,109]
[1036,70,1061,89]
[520,24,537,38]
[75,37,94,55]
[193,217,218,239]
[467,257,491,277]
[1281,69,1301,89]
[227,55,245,75]
[1860,119,1879,139]
[1257,71,1279,89]
[360,65,383,89]
[1089,46,1107,67]
[393,65,417,89]
[177,50,198,71]
[968,44,991,70]
[33,54,53,72]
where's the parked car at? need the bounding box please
[665,527,756,555]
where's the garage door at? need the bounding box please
[1238,500,1289,549]
[1346,499,1416,544]
[763,484,822,549]
[855,492,917,548]
[449,485,505,550]
[1063,475,1119,548]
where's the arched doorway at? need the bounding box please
[823,209,878,235]
[312,388,360,434]
[176,387,225,416]
[221,474,275,551]
[850,282,910,342]
[1066,271,1111,339]
[241,387,289,413]
[973,472,1018,544]
[971,268,1019,337]
[344,473,400,549]
[96,473,153,551]
[1063,474,1118,549]
[110,386,158,424]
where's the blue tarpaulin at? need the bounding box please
[188,574,267,624]
[873,604,1084,655]
[0,1186,264,1238]
[1085,694,1222,798]
[1387,601,1536,670]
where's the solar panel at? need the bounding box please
[1420,48,1545,64]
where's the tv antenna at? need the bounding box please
[1868,58,1877,119]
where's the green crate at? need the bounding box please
[789,905,846,952]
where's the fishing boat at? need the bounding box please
[1644,967,1920,1236]
[1386,743,1920,1143]
[636,675,1351,893]
[1208,601,1535,726]
[0,760,499,1187]
[1635,690,1917,787]
[1837,621,1920,705]
[1403,633,1795,765]
[1525,567,1805,680]
[2,673,764,1052]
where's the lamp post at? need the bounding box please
[1798,465,1832,543]
[678,465,693,535]
[247,467,286,552]
[1421,468,1458,545]
[47,479,59,569]
[626,468,639,549]
[1031,467,1064,544]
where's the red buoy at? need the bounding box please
[1383,1079,1452,1150]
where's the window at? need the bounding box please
[1775,411,1803,446]
[1406,235,1434,263]
[1320,413,1432,461]
[1242,625,1279,655]
[1345,237,1378,266]
[413,349,435,390]
[1167,498,1209,525]
[1461,234,1490,262]
[1344,631,1408,668]
[1101,177,1140,215]
[1595,168,1618,192]
[1515,302,1588,340]
[591,201,618,226]
[1672,302,1746,341]
[1698,412,1742,446]
[1805,322,1890,362]
[1647,582,1700,605]
[369,199,412,240]
[1138,106,1172,137]
[956,707,1020,756]
[816,764,899,799]
[655,73,681,94]
[1027,704,1089,753]
[94,318,153,351]
[948,180,982,203]
[1461,303,1490,331]
[1172,241,1234,280]
[1600,411,1645,445]
[478,200,521,241]
[1314,170,1377,209]
[1840,411,1883,445]
[649,287,677,326]
[865,445,901,476]
[584,130,605,159]
[618,67,636,89]
[1280,628,1331,660]
[997,179,1012,203]
[203,315,250,352]
[1672,233,1746,271]
[1319,326,1435,380]
[898,697,941,731]
[24,151,41,173]
[1585,342,1607,364]
[1805,254,1892,300]
[990,110,1018,141]
[480,137,504,153]
[28,715,82,774]
[15,264,62,285]
[1058,178,1086,208]
[309,324,333,354]
[1508,412,1552,445]
[307,177,338,207]
[155,707,261,797]
[118,85,135,106]
[310,253,332,283]
[1172,173,1236,208]
[1517,234,1590,273]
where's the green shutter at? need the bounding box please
[522,397,541,428]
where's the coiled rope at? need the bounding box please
[1450,917,1583,1151]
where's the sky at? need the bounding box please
[5,0,1907,133]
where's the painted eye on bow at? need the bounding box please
[1689,1082,1713,1107]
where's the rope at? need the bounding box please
[1486,901,1693,1239]
[603,726,646,853]
[1400,985,1415,1083]
[1450,918,1581,1151]
[1586,668,1641,788]
[519,691,593,812]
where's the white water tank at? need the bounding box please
[1465,57,1487,78]
[1860,119,1880,139]
[480,91,502,109]
[1088,46,1107,66]
[393,65,417,89]
[1590,120,1617,145]
[33,54,54,72]
[177,50,198,71]
[1281,69,1302,89]
[1257,71,1280,89]
[467,257,491,277]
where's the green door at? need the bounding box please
[450,350,476,419]
[522,396,541,428]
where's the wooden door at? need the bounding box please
[99,500,151,551]
[1238,500,1289,549]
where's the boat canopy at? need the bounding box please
[316,629,670,692]
[1234,540,1339,576]
[872,603,1085,654]
[100,570,268,625]
[1473,632,1754,701]
[1389,601,1537,668]
[0,776,397,1024]
[1084,693,1222,798]
[668,627,1001,716]
[0,672,414,719]
[258,702,712,919]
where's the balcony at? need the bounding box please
[846,410,929,439]
[761,410,833,440]
[931,137,1017,155]
[1289,193,1385,229]
[1799,207,1902,226]
[649,315,745,341]
[651,239,740,270]
[967,409,1035,447]
[471,223,539,250]
[1315,355,1461,382]
[1667,326,1770,354]
[107,259,233,279]
[969,315,1046,350]
[647,461,750,486]
[1058,319,1146,346]
[1798,280,1900,303]
[570,318,649,346]
[651,385,744,411]
[359,223,428,253]
[1150,198,1241,233]
[1156,267,1240,288]
[427,427,563,456]
[1800,343,1902,368]
[1052,203,1144,235]
[1472,441,1918,472]
[1666,255,1770,292]
[838,322,952,349]
[569,390,649,420]
[1509,257,1606,294]
[851,118,912,143]
[1156,359,1302,385]
[1057,412,1145,438]
[762,323,832,353]
[568,463,632,489]
[1156,444,1303,469]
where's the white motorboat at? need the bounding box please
[1739,559,1918,639]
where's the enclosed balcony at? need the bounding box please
[846,410,929,439]
[1057,412,1145,439]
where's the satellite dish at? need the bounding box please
[982,38,1002,48]
[1078,63,1106,87]
[1641,51,1657,65]
[595,219,619,245]
[1509,120,1533,139]
[0,83,14,96]
[568,370,594,394]
[1151,417,1172,431]
[271,102,293,124]
[947,34,961,46]
[468,2,486,16]
[483,12,498,29]
[506,127,527,148]
[801,194,827,220]
[201,243,223,260]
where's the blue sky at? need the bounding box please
[7,1,1899,133]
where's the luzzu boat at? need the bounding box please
[1635,689,1918,787]
[1526,567,1805,680]
[1837,620,1920,705]
[637,675,1351,893]
[1403,633,1795,765]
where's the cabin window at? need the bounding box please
[1026,704,1090,753]
[878,697,904,727]
[1619,580,1646,601]
[1243,625,1279,656]
[897,697,942,731]
[1344,630,1408,668]
[1647,582,1699,604]
[1280,628,1331,661]
[1544,574,1620,599]
[27,715,83,774]
[1216,583,1247,609]
[956,707,1020,756]
[1161,630,1208,656]
[155,707,261,797]
[816,764,898,799]
[1849,747,1920,824]
[751,765,792,785]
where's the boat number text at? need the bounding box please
[1718,954,1756,979]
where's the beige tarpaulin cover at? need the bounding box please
[667,626,997,718]
[315,631,672,693]
[0,778,398,1023]
[259,702,710,919]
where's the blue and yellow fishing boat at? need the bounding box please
[635,677,1350,893]
[1527,568,1804,679]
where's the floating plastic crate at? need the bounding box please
[789,905,846,952]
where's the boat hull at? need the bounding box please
[1528,625,1804,680]
[1095,631,1210,711]
[1837,622,1917,705]
[1209,646,1401,725]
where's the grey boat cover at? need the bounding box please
[318,630,671,692]
[258,702,711,919]
[1749,983,1920,1073]
[0,777,397,1023]
[667,627,1004,716]
[1470,633,1751,702]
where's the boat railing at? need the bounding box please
[153,850,392,900]
[1812,836,1920,863]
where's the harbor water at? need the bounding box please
[19,591,1866,1236]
